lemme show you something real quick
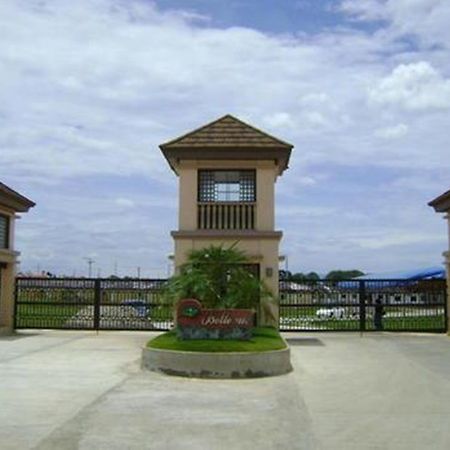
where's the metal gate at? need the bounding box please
[279,279,447,332]
[14,277,447,333]
[14,277,172,331]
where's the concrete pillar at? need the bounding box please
[0,186,35,334]
[178,166,197,231]
[256,166,275,231]
[444,214,450,335]
[0,259,17,335]
[445,251,450,335]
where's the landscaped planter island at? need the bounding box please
[141,245,293,378]
[142,327,292,378]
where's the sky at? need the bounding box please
[1,0,449,277]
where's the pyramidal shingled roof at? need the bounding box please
[160,114,293,149]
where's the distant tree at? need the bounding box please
[325,270,364,281]
[290,272,306,283]
[306,272,320,281]
[289,272,320,283]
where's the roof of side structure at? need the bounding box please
[428,189,450,213]
[0,182,35,212]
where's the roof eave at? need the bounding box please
[0,197,36,213]
[159,145,292,176]
[0,184,35,213]
[428,189,450,213]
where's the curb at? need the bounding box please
[142,339,293,379]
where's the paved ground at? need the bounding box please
[1,331,449,450]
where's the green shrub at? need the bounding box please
[164,244,273,310]
[147,327,286,352]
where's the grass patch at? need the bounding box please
[147,327,286,352]
[15,304,84,328]
[382,316,446,330]
[279,315,445,331]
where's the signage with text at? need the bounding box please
[176,299,254,340]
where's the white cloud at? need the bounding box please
[340,0,397,22]
[374,123,408,139]
[340,0,450,48]
[297,176,317,186]
[302,111,328,127]
[263,112,295,129]
[1,0,448,274]
[369,62,450,111]
[299,92,331,106]
[346,231,441,250]
[278,205,335,218]
[115,197,135,208]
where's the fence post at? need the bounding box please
[444,281,448,333]
[13,278,19,330]
[359,280,366,332]
[93,279,101,331]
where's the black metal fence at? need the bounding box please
[279,279,447,332]
[14,277,172,331]
[14,277,447,333]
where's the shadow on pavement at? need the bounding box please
[285,337,324,346]
[0,332,40,341]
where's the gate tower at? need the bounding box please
[160,115,293,326]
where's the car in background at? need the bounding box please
[316,307,346,319]
[121,300,151,318]
[316,306,360,319]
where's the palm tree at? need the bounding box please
[164,244,273,310]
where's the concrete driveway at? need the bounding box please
[1,330,449,450]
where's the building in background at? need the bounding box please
[0,182,35,334]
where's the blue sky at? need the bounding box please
[1,0,449,277]
[154,0,347,33]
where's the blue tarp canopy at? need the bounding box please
[355,266,445,280]
[336,266,445,289]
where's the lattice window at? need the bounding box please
[198,170,255,202]
[198,171,216,202]
[0,214,9,249]
[239,171,256,202]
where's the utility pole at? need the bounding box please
[83,257,95,278]
[137,266,141,279]
[114,261,118,277]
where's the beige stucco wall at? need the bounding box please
[173,235,281,326]
[173,236,280,292]
[444,214,450,334]
[173,158,283,327]
[446,252,450,334]
[446,213,450,253]
[256,165,276,230]
[0,206,18,334]
[177,160,277,231]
